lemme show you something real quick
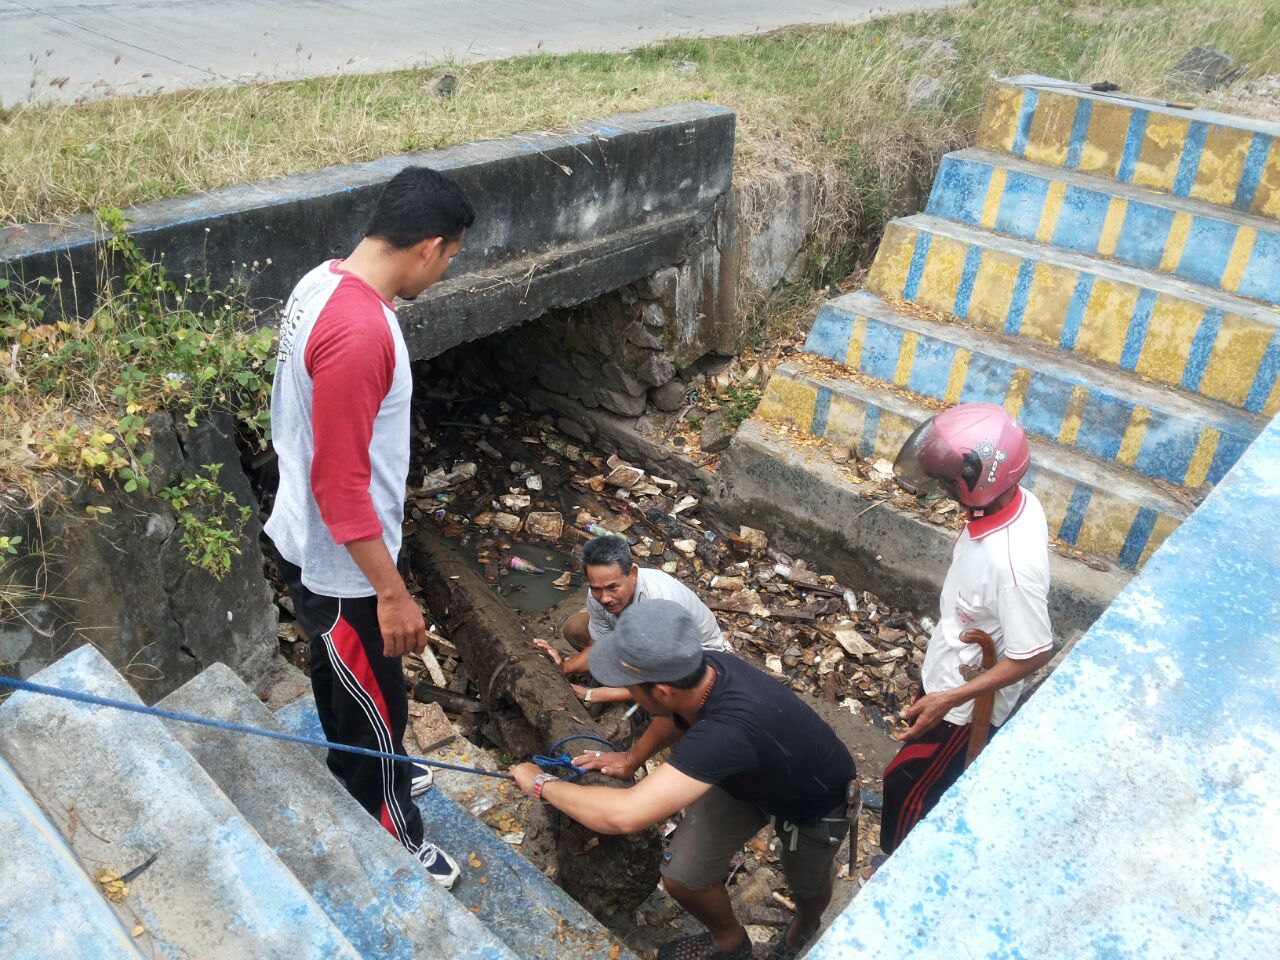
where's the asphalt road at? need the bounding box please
[2,0,961,107]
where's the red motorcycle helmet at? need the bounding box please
[893,403,1030,510]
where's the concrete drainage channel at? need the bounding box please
[0,94,1140,956]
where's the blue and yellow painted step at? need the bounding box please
[756,359,1189,570]
[929,147,1280,306]
[804,290,1261,491]
[866,213,1280,418]
[979,75,1280,221]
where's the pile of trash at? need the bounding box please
[399,378,932,724]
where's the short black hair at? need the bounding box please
[582,534,633,575]
[639,656,707,693]
[365,166,475,249]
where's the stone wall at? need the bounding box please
[0,413,276,703]
[431,160,821,472]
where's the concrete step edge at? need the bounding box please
[945,146,1280,238]
[272,696,638,960]
[814,289,1264,440]
[766,358,1194,520]
[999,75,1280,140]
[888,212,1280,321]
[0,756,146,960]
[158,664,516,960]
[0,644,363,960]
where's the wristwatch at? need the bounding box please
[583,688,594,705]
[531,772,560,802]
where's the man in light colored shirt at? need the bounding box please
[879,403,1055,854]
[534,534,726,706]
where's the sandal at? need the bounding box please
[764,921,811,960]
[657,931,753,960]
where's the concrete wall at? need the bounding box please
[809,408,1280,958]
[0,103,735,361]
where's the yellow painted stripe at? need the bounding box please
[1036,181,1067,244]
[845,315,868,369]
[1138,513,1182,569]
[1021,261,1074,347]
[1080,101,1133,178]
[977,84,1024,154]
[1057,386,1088,446]
[1191,125,1252,208]
[1133,115,1190,193]
[1097,197,1128,257]
[1135,295,1202,386]
[980,166,1008,231]
[1184,428,1221,488]
[757,375,818,429]
[1159,212,1193,274]
[1200,314,1274,408]
[823,394,867,452]
[1024,91,1074,167]
[1004,368,1031,419]
[1221,227,1257,293]
[894,331,920,387]
[1077,279,1138,367]
[944,348,971,405]
[1117,405,1150,467]
[916,235,969,315]
[867,223,918,299]
[1075,496,1140,562]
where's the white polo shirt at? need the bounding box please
[921,486,1054,727]
[587,567,727,652]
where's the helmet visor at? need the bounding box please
[893,418,980,503]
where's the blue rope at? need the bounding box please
[0,674,518,780]
[530,734,616,780]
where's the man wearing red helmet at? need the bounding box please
[878,403,1055,854]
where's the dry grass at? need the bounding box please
[2,0,1277,234]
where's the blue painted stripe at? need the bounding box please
[1172,121,1207,197]
[1065,98,1093,170]
[1059,274,1095,350]
[1119,289,1156,371]
[805,307,857,361]
[1004,259,1037,335]
[1116,109,1150,183]
[859,405,881,460]
[1057,486,1093,545]
[812,387,833,437]
[953,246,983,318]
[1243,332,1280,414]
[1181,307,1223,393]
[1233,133,1273,211]
[902,231,933,301]
[1011,88,1039,158]
[1118,507,1159,570]
[1206,433,1252,486]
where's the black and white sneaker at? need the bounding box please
[410,763,434,797]
[417,842,461,889]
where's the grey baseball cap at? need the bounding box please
[588,599,705,688]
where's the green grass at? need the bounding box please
[2,0,1277,236]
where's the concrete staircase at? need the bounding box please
[753,75,1280,572]
[0,644,635,959]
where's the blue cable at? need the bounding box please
[0,674,522,780]
[530,733,617,780]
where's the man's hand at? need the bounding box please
[532,638,563,667]
[894,691,957,742]
[377,587,427,657]
[511,761,543,796]
[573,748,639,780]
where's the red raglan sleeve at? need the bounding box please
[304,284,395,545]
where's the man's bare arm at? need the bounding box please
[896,649,1053,742]
[511,761,710,834]
[345,538,426,657]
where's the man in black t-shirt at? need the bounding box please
[512,600,856,960]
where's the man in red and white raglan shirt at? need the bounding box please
[878,403,1055,854]
[266,166,474,887]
